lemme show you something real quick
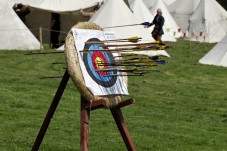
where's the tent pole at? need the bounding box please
[39,27,43,52]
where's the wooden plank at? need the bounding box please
[32,70,70,151]
[84,99,108,111]
[80,97,90,151]
[110,108,137,151]
[114,98,135,110]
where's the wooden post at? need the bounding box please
[80,97,90,151]
[39,27,43,52]
[31,70,70,151]
[111,107,137,151]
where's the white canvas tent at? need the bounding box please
[150,0,181,38]
[199,34,227,67]
[0,0,40,50]
[9,0,103,45]
[188,0,227,43]
[130,0,176,42]
[168,0,201,32]
[89,0,154,41]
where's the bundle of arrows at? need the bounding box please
[80,36,170,76]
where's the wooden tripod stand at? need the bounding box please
[31,70,136,151]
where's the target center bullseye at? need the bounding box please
[95,57,104,69]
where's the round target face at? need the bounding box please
[83,38,117,88]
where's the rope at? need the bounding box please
[0,28,39,31]
[0,27,68,34]
[42,28,69,34]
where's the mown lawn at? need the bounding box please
[1,40,227,151]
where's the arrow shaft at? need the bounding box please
[80,46,163,53]
[104,73,144,77]
[25,51,64,55]
[97,42,160,47]
[103,24,142,29]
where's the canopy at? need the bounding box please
[11,0,103,12]
[9,0,103,45]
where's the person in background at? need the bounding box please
[80,4,100,18]
[50,13,60,49]
[145,8,165,44]
[13,3,30,23]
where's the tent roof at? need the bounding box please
[189,0,227,43]
[89,0,154,41]
[11,0,103,13]
[130,0,154,24]
[168,0,200,14]
[0,1,40,50]
[128,0,155,9]
[190,0,226,22]
[128,0,175,9]
[130,0,176,42]
[199,34,227,67]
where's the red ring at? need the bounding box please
[92,51,108,76]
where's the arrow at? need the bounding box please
[40,76,63,79]
[103,24,142,29]
[94,41,161,47]
[79,46,166,53]
[96,63,158,68]
[95,68,160,73]
[103,22,152,29]
[104,73,145,77]
[85,36,142,44]
[25,51,64,55]
[114,54,162,60]
[96,61,159,67]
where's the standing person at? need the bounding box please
[146,8,165,44]
[50,13,60,48]
[13,3,30,23]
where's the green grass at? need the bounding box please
[1,40,227,151]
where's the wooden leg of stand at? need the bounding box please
[111,108,136,151]
[80,97,90,151]
[31,70,70,151]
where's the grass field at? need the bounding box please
[1,40,227,151]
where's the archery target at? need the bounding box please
[72,28,128,96]
[83,38,117,88]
